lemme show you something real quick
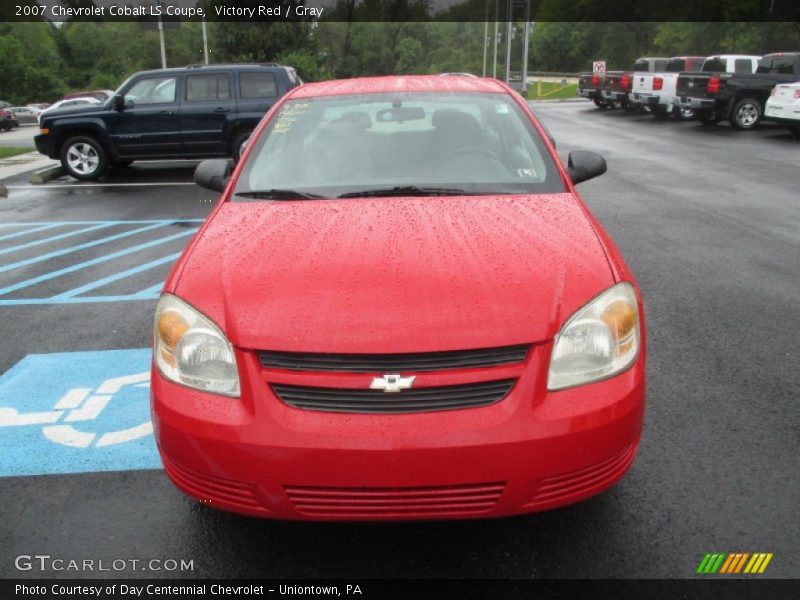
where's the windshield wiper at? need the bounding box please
[338,186,474,199]
[236,189,323,200]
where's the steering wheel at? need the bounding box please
[434,147,504,169]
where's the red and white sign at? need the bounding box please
[592,61,607,74]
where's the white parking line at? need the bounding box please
[4,182,196,189]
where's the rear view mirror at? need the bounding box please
[112,95,124,111]
[567,151,607,185]
[194,159,232,193]
[376,106,425,123]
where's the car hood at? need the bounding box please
[173,194,615,353]
[42,105,105,121]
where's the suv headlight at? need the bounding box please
[548,282,640,390]
[154,294,240,397]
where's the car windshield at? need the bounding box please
[234,92,565,200]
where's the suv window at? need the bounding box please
[186,74,231,102]
[633,60,649,71]
[702,59,726,72]
[240,72,278,99]
[734,59,752,74]
[666,59,685,72]
[125,76,176,105]
[756,56,796,75]
[654,59,668,70]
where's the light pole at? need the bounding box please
[157,0,167,69]
[492,0,498,79]
[201,19,209,65]
[521,1,531,90]
[504,0,512,84]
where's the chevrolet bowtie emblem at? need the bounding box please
[370,374,415,393]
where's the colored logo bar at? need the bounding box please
[697,553,773,574]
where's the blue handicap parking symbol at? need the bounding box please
[0,349,161,477]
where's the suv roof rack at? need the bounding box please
[184,63,287,69]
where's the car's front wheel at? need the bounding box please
[60,136,108,180]
[730,97,762,130]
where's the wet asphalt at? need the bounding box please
[0,104,798,580]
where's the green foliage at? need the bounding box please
[3,16,800,106]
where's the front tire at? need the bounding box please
[60,135,108,180]
[729,97,762,130]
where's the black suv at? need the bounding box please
[35,64,301,180]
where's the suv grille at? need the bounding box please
[272,379,515,414]
[259,344,529,373]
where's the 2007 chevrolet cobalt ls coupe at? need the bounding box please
[152,75,645,520]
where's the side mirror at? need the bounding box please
[194,159,232,193]
[567,151,607,185]
[112,95,125,111]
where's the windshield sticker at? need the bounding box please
[273,102,309,134]
[495,103,510,114]
[517,168,538,178]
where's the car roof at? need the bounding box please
[707,55,761,60]
[134,64,292,77]
[290,75,509,99]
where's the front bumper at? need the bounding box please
[153,344,645,521]
[34,133,56,158]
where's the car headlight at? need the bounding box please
[548,282,640,390]
[154,294,240,397]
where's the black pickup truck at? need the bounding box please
[577,72,608,108]
[674,52,800,129]
[599,58,669,110]
[35,63,301,180]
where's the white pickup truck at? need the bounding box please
[629,56,706,119]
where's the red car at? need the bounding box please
[152,75,645,520]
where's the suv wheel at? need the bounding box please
[730,97,762,130]
[232,130,252,163]
[674,106,695,120]
[61,136,108,180]
[592,96,609,109]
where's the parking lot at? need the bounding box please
[0,102,797,579]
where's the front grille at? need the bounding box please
[285,482,505,518]
[259,344,530,373]
[272,379,515,414]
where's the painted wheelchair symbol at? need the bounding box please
[0,372,151,448]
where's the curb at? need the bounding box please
[28,164,65,184]
[0,182,6,197]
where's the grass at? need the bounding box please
[526,81,578,100]
[0,147,35,160]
